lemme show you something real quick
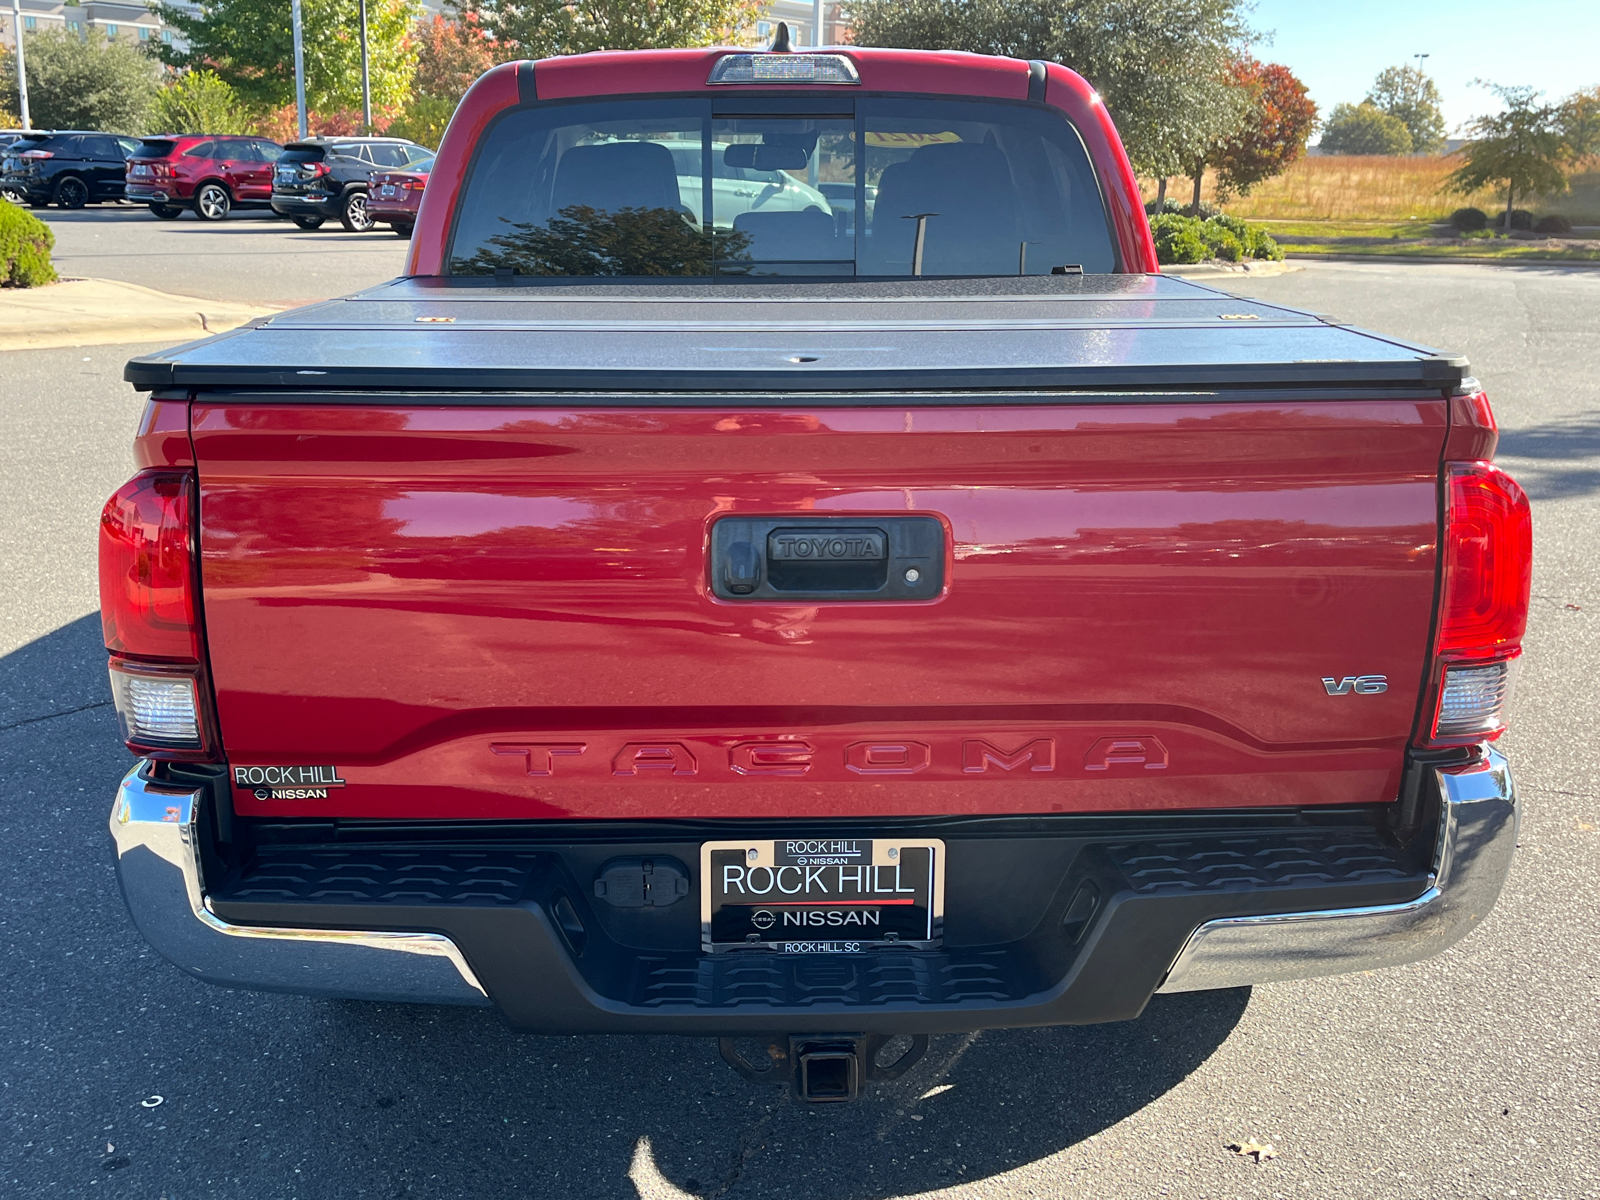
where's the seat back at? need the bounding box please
[869,142,1021,273]
[731,209,840,263]
[551,142,682,214]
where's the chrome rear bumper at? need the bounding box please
[1157,747,1517,992]
[109,764,490,1006]
[109,748,1516,1016]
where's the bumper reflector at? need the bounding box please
[708,53,860,85]
[109,663,201,749]
[1435,660,1515,739]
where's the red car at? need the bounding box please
[366,153,434,237]
[125,134,285,220]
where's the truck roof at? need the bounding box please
[125,273,1467,395]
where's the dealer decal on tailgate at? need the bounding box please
[233,765,346,800]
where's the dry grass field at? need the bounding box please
[1141,157,1600,223]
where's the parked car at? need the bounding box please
[658,139,834,229]
[125,135,285,220]
[366,152,435,237]
[0,131,29,203]
[270,137,431,231]
[110,47,1527,1106]
[1,131,140,208]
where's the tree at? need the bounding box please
[1366,64,1446,153]
[848,0,1252,192]
[155,0,421,116]
[150,70,256,135]
[1448,84,1571,231]
[385,13,500,148]
[1558,86,1600,163]
[465,0,760,58]
[412,12,498,106]
[1212,57,1316,199]
[1318,101,1413,155]
[0,28,161,134]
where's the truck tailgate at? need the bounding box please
[193,395,1446,820]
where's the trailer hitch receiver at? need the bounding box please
[718,1033,929,1102]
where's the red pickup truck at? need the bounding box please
[105,44,1528,1103]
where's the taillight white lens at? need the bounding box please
[1434,660,1516,740]
[108,662,201,750]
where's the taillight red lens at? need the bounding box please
[1437,462,1532,661]
[99,470,200,662]
[1420,459,1532,747]
[20,149,53,159]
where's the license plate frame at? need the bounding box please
[700,837,944,954]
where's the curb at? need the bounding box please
[0,278,280,352]
[1283,253,1600,270]
[1162,261,1303,278]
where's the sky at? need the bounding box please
[1248,0,1599,134]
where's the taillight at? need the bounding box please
[99,470,214,758]
[99,470,199,660]
[302,162,330,179]
[20,149,53,159]
[1420,459,1532,746]
[402,177,427,191]
[108,661,204,751]
[153,161,174,179]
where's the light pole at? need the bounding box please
[10,0,31,131]
[812,0,823,45]
[291,0,308,139]
[358,0,372,135]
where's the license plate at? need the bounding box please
[379,183,396,197]
[276,169,294,183]
[701,838,943,953]
[132,165,149,176]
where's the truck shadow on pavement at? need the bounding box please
[303,988,1250,1198]
[1497,415,1600,501]
[2,615,1249,1199]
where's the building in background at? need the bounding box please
[0,0,198,52]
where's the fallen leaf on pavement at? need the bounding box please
[140,1096,164,1109]
[1228,1140,1278,1163]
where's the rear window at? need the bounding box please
[279,146,327,164]
[134,139,176,158]
[367,143,414,167]
[448,97,1116,278]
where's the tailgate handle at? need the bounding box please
[710,516,944,601]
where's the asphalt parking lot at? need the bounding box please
[37,203,409,306]
[2,213,1598,1198]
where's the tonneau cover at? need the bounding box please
[125,273,1468,395]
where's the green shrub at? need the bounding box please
[1150,212,1284,265]
[1496,209,1535,231]
[1149,213,1208,264]
[1200,222,1244,261]
[0,202,57,287]
[1248,229,1285,261]
[1449,207,1489,231]
[1535,214,1574,234]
